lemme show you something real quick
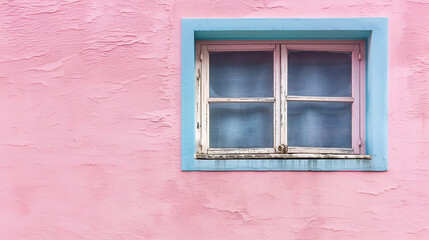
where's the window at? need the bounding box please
[195,41,368,159]
[181,18,388,171]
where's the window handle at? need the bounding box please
[277,144,288,153]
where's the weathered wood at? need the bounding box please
[286,96,354,102]
[196,40,366,46]
[359,42,366,154]
[196,41,366,156]
[274,44,281,153]
[195,153,372,160]
[206,44,276,51]
[208,148,276,154]
[195,43,202,154]
[287,147,354,154]
[208,97,275,103]
[201,45,209,153]
[280,44,288,149]
[286,43,358,52]
[351,44,361,154]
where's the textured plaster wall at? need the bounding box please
[0,0,428,239]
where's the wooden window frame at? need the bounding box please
[195,40,370,160]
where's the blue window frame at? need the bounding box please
[181,18,388,171]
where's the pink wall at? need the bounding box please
[0,0,428,239]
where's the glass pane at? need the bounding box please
[209,51,273,98]
[210,103,273,148]
[288,51,352,97]
[287,102,352,148]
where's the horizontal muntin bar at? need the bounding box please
[208,97,275,103]
[287,96,354,102]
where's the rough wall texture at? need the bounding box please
[0,0,428,239]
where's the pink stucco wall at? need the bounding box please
[0,0,428,239]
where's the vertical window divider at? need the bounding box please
[280,44,288,152]
[274,44,281,153]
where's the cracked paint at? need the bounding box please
[0,0,428,239]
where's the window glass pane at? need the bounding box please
[288,102,352,148]
[209,51,273,98]
[210,103,273,148]
[288,51,352,97]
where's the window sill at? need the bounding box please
[195,153,372,160]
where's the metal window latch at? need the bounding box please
[277,144,288,153]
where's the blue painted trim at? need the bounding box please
[181,18,388,171]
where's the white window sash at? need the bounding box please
[195,41,365,157]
